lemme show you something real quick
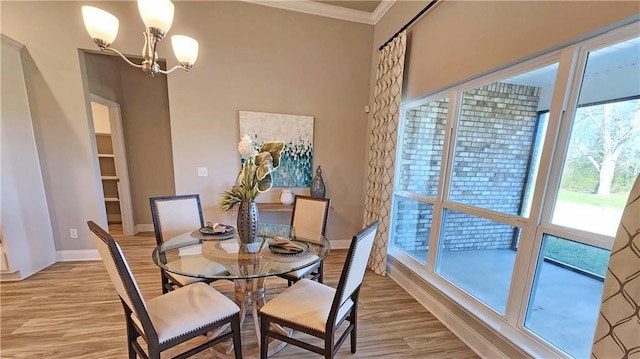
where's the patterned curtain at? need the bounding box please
[591,174,640,358]
[364,32,407,276]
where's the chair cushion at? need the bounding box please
[260,279,353,333]
[281,261,320,280]
[132,282,239,344]
[272,255,320,280]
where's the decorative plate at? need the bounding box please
[199,225,235,236]
[269,240,309,255]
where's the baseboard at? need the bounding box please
[56,250,100,261]
[387,260,508,359]
[0,270,22,282]
[134,224,154,233]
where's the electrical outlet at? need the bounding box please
[69,228,78,239]
[197,167,208,177]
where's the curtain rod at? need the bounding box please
[378,0,438,51]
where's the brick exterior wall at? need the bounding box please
[397,98,449,196]
[393,82,540,253]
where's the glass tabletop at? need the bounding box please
[152,223,331,280]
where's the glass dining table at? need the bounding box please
[152,223,331,358]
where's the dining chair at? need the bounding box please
[259,221,379,359]
[277,195,330,286]
[150,194,228,293]
[87,221,243,359]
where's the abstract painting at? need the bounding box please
[239,111,313,188]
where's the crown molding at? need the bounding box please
[371,1,395,24]
[241,0,397,25]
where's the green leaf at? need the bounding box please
[218,188,242,212]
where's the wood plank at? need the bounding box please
[0,231,479,359]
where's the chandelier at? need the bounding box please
[82,0,198,77]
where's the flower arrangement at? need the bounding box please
[219,135,284,212]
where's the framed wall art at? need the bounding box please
[239,111,314,189]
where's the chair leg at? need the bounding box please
[126,332,137,358]
[325,326,335,359]
[324,342,334,359]
[260,315,270,359]
[148,346,160,359]
[350,304,358,353]
[318,261,324,283]
[124,304,139,359]
[231,313,243,359]
[160,271,169,294]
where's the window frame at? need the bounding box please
[388,21,640,358]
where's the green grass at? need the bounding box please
[557,189,628,208]
[547,189,620,277]
[543,236,609,277]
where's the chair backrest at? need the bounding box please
[150,194,204,245]
[291,195,330,235]
[88,221,150,327]
[330,221,379,322]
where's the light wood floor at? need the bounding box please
[0,231,479,359]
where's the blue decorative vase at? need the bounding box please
[311,166,326,198]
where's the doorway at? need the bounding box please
[90,95,134,236]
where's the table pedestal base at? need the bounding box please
[209,277,292,359]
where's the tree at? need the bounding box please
[569,99,640,195]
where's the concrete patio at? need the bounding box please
[404,249,602,359]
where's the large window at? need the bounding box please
[391,26,639,359]
[525,35,640,358]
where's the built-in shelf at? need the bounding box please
[96,133,122,224]
[256,203,293,212]
[256,203,334,212]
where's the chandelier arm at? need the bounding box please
[101,47,144,69]
[158,65,189,75]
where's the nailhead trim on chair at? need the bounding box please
[160,313,236,344]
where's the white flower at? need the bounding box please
[238,135,257,159]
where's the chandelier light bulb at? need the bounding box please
[171,35,199,67]
[82,6,119,46]
[138,0,175,34]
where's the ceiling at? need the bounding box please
[314,1,382,13]
[243,0,393,24]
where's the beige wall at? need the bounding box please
[165,2,373,241]
[1,36,57,275]
[90,102,111,134]
[84,52,176,226]
[374,1,640,100]
[1,1,373,251]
